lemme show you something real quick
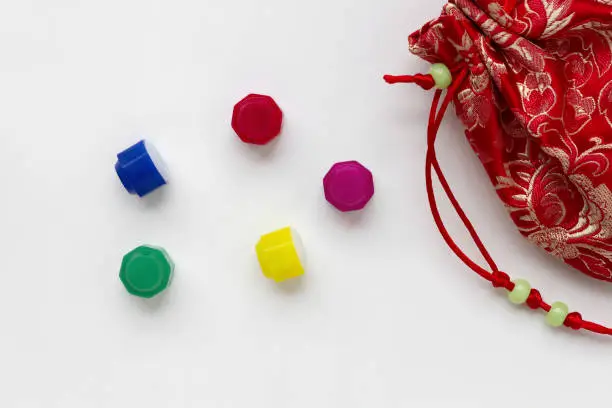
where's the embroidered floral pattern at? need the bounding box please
[409,0,612,281]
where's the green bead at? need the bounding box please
[430,63,452,89]
[546,302,569,327]
[508,279,531,305]
[120,245,174,298]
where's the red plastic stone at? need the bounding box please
[323,161,375,212]
[232,94,283,145]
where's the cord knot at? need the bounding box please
[491,271,511,289]
[526,289,542,310]
[564,312,583,331]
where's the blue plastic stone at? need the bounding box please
[115,140,167,197]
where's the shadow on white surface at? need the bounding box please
[233,131,283,160]
[136,185,169,210]
[322,199,377,230]
[126,288,173,314]
[272,275,307,295]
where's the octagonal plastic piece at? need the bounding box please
[120,245,174,298]
[256,227,305,282]
[323,161,375,212]
[232,94,283,145]
[115,140,168,197]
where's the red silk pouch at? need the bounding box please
[386,0,612,334]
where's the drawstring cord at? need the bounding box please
[385,66,612,336]
[384,73,436,89]
[425,69,503,280]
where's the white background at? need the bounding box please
[1,1,612,407]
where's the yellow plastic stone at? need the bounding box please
[256,227,305,282]
[430,63,452,89]
[546,302,569,327]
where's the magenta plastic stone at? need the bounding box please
[323,161,375,212]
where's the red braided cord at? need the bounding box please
[385,68,612,336]
[426,71,500,276]
[383,74,436,90]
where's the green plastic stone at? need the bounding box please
[546,301,569,327]
[430,63,452,89]
[120,245,174,298]
[508,279,531,305]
